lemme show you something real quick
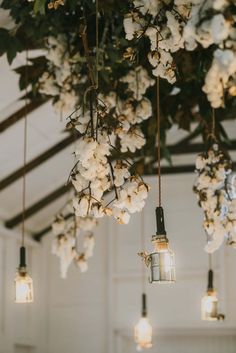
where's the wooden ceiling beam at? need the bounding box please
[0,133,77,192]
[0,98,46,133]
[169,140,236,155]
[32,160,236,240]
[5,183,71,229]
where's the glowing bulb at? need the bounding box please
[15,270,34,303]
[134,317,152,350]
[201,291,218,321]
[149,238,176,283]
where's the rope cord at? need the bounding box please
[156,76,162,207]
[208,253,212,270]
[95,0,99,89]
[22,51,29,247]
[141,210,146,294]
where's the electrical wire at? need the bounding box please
[141,210,146,294]
[22,51,29,247]
[95,0,99,89]
[156,76,162,207]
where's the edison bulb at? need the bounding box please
[15,271,34,303]
[134,317,152,350]
[149,237,175,283]
[201,291,218,321]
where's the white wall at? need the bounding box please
[0,175,236,353]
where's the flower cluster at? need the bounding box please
[123,1,236,106]
[193,143,236,253]
[70,120,150,224]
[38,35,83,114]
[202,49,236,108]
[52,213,97,278]
[67,66,151,226]
[184,0,236,107]
[123,0,191,83]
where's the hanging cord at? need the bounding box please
[207,108,216,143]
[141,210,146,294]
[156,76,162,207]
[212,108,215,137]
[22,51,29,248]
[95,0,99,89]
[208,253,212,270]
[155,31,162,207]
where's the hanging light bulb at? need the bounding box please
[201,259,224,321]
[139,76,176,283]
[134,294,152,351]
[14,52,34,303]
[15,246,34,303]
[149,207,175,283]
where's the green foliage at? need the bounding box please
[0,0,235,170]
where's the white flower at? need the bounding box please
[76,255,88,273]
[114,180,149,214]
[203,49,236,107]
[148,50,176,84]
[120,67,155,100]
[39,72,59,96]
[134,0,162,16]
[113,208,131,224]
[195,155,206,170]
[52,234,76,278]
[123,15,142,40]
[77,217,97,231]
[73,195,90,217]
[91,203,105,218]
[54,90,78,114]
[136,98,152,121]
[72,174,87,192]
[113,162,130,187]
[84,234,95,259]
[52,216,66,235]
[117,126,146,153]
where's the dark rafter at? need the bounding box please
[168,140,236,155]
[0,98,46,133]
[5,183,71,229]
[0,124,234,193]
[6,164,197,232]
[0,133,78,191]
[32,160,236,240]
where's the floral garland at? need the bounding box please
[52,212,97,278]
[123,0,236,107]
[39,34,84,114]
[68,77,151,224]
[123,0,192,83]
[184,0,236,108]
[193,142,236,253]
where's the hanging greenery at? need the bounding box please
[0,0,235,171]
[193,142,236,253]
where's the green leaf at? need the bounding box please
[34,0,47,15]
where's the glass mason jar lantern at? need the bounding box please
[134,294,152,350]
[201,269,224,321]
[150,236,175,283]
[15,247,34,303]
[201,289,218,321]
[148,207,176,283]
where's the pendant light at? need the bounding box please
[140,77,176,283]
[134,294,152,351]
[201,255,224,321]
[14,52,34,303]
[134,211,152,350]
